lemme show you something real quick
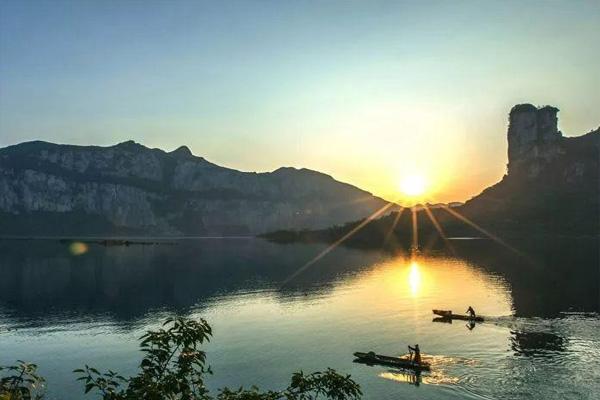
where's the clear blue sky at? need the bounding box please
[1,0,598,202]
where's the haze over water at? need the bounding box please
[1,238,598,399]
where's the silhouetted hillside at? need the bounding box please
[264,105,599,246]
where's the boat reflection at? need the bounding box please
[378,355,467,387]
[362,353,473,387]
[379,370,423,386]
[379,369,462,386]
[465,320,476,331]
[432,317,478,331]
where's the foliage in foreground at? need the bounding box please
[0,361,45,400]
[1,317,361,400]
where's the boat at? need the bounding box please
[432,309,484,322]
[353,351,431,371]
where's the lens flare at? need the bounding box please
[69,242,88,256]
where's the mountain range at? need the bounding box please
[1,103,597,238]
[0,140,393,236]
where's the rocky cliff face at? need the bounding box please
[0,141,393,235]
[507,104,563,176]
[462,104,599,234]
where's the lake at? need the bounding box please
[0,237,598,399]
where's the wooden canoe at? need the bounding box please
[432,309,484,322]
[353,351,431,371]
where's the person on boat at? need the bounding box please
[466,306,476,318]
[408,344,421,364]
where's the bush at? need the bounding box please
[0,361,45,400]
[2,317,362,400]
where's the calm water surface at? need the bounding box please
[0,238,598,399]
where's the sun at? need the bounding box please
[399,174,427,197]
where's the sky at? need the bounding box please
[1,0,599,204]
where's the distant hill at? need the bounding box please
[0,140,395,236]
[265,104,599,245]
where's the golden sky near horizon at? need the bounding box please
[1,1,598,205]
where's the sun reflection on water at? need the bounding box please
[379,370,461,386]
[408,261,422,297]
[363,254,510,318]
[378,355,476,386]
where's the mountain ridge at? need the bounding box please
[0,140,396,236]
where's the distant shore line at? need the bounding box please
[0,235,256,247]
[0,232,596,249]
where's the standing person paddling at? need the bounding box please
[466,306,476,318]
[408,344,421,364]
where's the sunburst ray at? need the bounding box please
[440,205,522,256]
[422,204,456,255]
[281,202,396,285]
[411,207,419,253]
[383,207,405,245]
